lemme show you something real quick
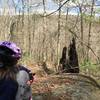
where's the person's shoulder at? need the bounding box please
[16,70,29,84]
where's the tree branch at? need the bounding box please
[68,28,100,64]
[43,0,70,17]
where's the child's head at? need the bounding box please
[0,41,21,68]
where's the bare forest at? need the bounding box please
[0,0,100,99]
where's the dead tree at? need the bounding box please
[59,37,79,73]
[68,37,79,73]
[58,46,70,73]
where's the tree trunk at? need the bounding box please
[57,0,61,66]
[79,6,84,60]
[87,0,95,61]
[68,37,79,73]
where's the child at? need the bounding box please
[0,41,34,100]
[0,41,18,100]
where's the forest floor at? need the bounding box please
[31,73,100,100]
[26,63,100,100]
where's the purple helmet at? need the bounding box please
[0,41,21,60]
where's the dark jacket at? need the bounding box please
[0,78,18,100]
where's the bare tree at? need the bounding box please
[42,0,47,61]
[87,0,95,61]
[56,0,62,66]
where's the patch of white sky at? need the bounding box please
[0,0,100,15]
[0,0,76,14]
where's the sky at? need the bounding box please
[0,0,100,15]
